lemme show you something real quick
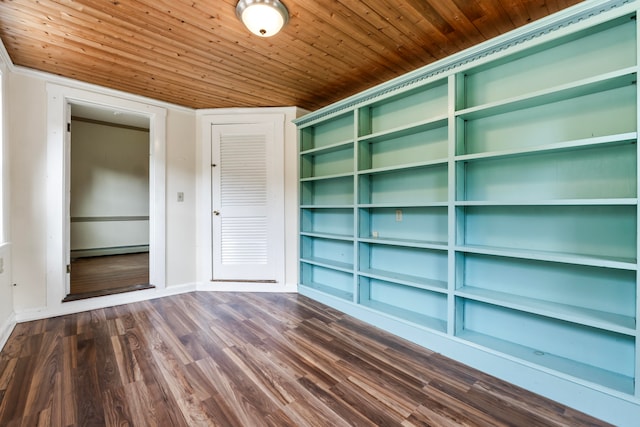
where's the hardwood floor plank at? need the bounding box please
[61,336,77,426]
[0,292,615,427]
[0,355,36,425]
[194,356,271,426]
[20,330,62,426]
[296,375,378,427]
[102,387,134,427]
[110,334,142,385]
[330,379,407,426]
[70,252,149,297]
[73,365,105,426]
[123,380,158,427]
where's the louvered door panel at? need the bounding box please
[211,121,284,282]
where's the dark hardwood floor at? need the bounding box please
[67,252,151,301]
[0,292,612,426]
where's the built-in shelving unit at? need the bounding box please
[295,2,640,425]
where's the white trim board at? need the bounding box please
[46,83,167,310]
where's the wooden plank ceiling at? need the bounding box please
[0,0,583,111]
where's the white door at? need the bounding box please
[211,121,284,282]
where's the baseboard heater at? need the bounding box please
[71,245,149,259]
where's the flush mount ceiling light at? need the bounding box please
[236,0,289,37]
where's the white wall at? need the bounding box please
[165,109,196,287]
[8,70,197,315]
[3,54,296,322]
[70,120,150,253]
[8,72,48,311]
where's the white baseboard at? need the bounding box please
[14,282,298,324]
[197,281,297,293]
[0,312,16,352]
[71,245,149,258]
[13,281,298,323]
[15,283,198,323]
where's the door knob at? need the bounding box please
[213,210,220,216]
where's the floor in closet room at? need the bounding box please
[65,252,152,301]
[0,292,613,426]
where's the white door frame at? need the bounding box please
[46,84,167,308]
[210,121,282,282]
[198,111,291,291]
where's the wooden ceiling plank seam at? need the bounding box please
[0,0,322,100]
[185,0,419,76]
[0,0,464,103]
[4,32,297,108]
[450,0,506,39]
[0,24,308,106]
[77,0,376,86]
[9,49,253,106]
[289,1,422,75]
[0,0,587,110]
[67,0,410,106]
[470,1,519,37]
[15,53,282,109]
[334,0,449,61]
[0,1,330,99]
[422,0,488,47]
[522,0,570,23]
[399,0,475,55]
[145,0,407,82]
[500,0,541,26]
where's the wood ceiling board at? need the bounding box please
[0,0,584,110]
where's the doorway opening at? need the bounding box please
[64,103,153,301]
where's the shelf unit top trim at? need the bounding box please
[293,0,633,127]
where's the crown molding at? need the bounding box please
[294,0,634,126]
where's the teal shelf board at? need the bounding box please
[359,268,448,293]
[359,300,447,333]
[300,204,354,209]
[299,231,354,241]
[358,202,449,208]
[357,158,449,176]
[357,116,448,143]
[301,281,354,302]
[300,257,354,273]
[455,68,637,121]
[455,198,638,206]
[457,329,635,395]
[300,203,354,209]
[456,287,636,335]
[455,132,638,162]
[300,139,353,156]
[455,245,637,271]
[360,237,448,250]
[300,172,354,182]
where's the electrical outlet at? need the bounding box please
[395,209,403,222]
[177,192,184,202]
